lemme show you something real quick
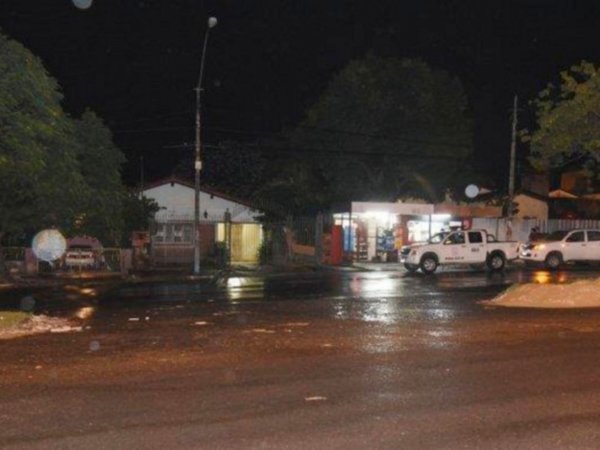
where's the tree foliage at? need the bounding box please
[282,56,473,205]
[70,110,126,245]
[0,32,131,250]
[0,32,86,236]
[121,193,160,246]
[527,61,600,170]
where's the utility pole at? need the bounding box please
[139,154,144,199]
[508,94,518,216]
[193,17,218,275]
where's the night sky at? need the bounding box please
[2,0,600,190]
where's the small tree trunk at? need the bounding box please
[0,232,7,280]
[315,213,323,266]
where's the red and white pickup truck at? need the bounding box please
[402,229,520,274]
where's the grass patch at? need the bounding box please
[0,311,31,330]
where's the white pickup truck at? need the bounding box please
[519,229,600,269]
[402,229,520,274]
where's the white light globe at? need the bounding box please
[32,229,67,262]
[465,184,480,199]
[208,17,218,28]
[72,0,93,10]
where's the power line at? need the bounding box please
[297,125,471,150]
[113,123,472,151]
[161,140,468,162]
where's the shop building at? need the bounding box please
[334,200,503,262]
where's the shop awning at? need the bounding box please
[351,201,434,216]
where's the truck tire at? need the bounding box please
[420,254,438,274]
[545,252,562,270]
[404,263,418,273]
[486,252,506,271]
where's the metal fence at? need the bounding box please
[3,247,25,261]
[1,247,125,274]
[292,217,316,246]
[472,218,600,243]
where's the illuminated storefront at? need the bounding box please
[334,201,502,262]
[334,202,434,262]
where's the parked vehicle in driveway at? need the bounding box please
[402,229,520,274]
[520,229,600,269]
[64,245,96,269]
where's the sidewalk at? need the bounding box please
[0,262,374,297]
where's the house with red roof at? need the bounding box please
[141,178,263,265]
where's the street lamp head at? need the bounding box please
[208,17,218,28]
[72,0,93,9]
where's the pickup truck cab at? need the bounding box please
[402,229,520,274]
[520,229,600,269]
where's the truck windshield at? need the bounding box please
[428,233,448,244]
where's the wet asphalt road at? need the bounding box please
[2,266,600,449]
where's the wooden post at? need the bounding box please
[315,212,323,266]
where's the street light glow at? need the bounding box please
[72,0,93,10]
[208,17,218,28]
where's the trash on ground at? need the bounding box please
[0,315,79,340]
[305,396,327,402]
[50,325,82,333]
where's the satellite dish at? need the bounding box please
[72,0,93,10]
[32,229,67,262]
[465,184,480,199]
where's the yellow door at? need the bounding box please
[230,224,262,263]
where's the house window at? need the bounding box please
[154,224,166,243]
[165,224,174,242]
[153,222,193,243]
[183,224,193,242]
[173,224,183,242]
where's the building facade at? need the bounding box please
[141,178,262,265]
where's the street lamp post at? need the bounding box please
[193,16,218,274]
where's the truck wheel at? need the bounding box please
[420,254,438,274]
[545,252,562,270]
[404,263,418,273]
[487,252,506,271]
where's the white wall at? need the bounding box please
[514,194,548,220]
[143,182,259,223]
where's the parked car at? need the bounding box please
[520,229,600,269]
[402,229,520,274]
[64,245,96,269]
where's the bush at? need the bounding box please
[258,239,272,265]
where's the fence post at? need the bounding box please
[315,212,323,266]
[224,209,232,267]
[120,249,133,276]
